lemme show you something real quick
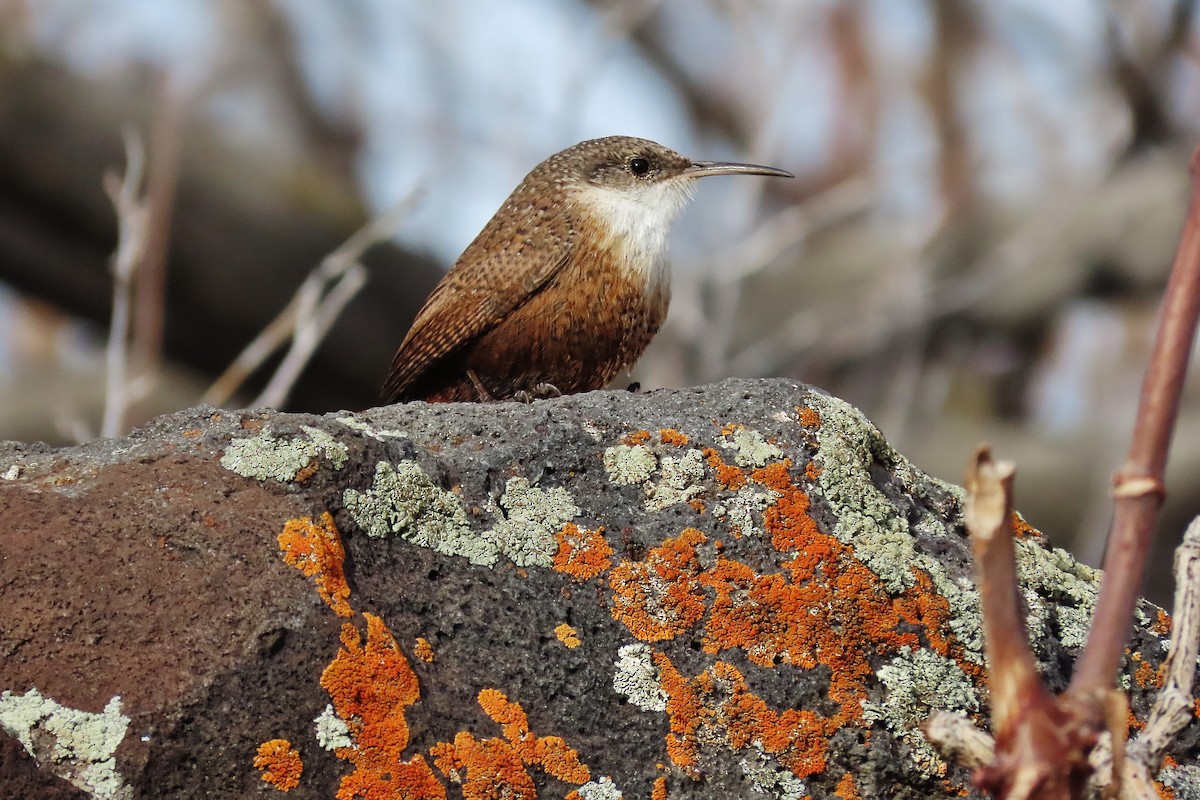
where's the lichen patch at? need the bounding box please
[220,425,347,482]
[0,689,131,800]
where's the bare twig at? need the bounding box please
[1133,515,1200,766]
[1070,146,1200,695]
[202,189,423,408]
[101,129,148,439]
[922,710,995,771]
[130,76,184,380]
[964,446,1095,799]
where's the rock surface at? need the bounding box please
[0,378,1195,799]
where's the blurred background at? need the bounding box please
[0,0,1198,604]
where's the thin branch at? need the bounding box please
[1133,515,1200,766]
[252,264,367,408]
[964,446,1095,799]
[202,189,423,408]
[130,75,185,380]
[1070,145,1200,695]
[101,129,148,439]
[922,710,995,771]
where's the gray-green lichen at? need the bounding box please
[482,477,580,568]
[740,746,807,800]
[862,646,979,776]
[314,704,353,751]
[220,424,348,481]
[335,415,409,440]
[720,426,783,467]
[2,464,19,480]
[612,643,668,712]
[573,776,624,799]
[1015,538,1100,650]
[712,485,778,539]
[806,393,984,667]
[0,689,131,799]
[1162,764,1200,799]
[602,444,657,485]
[604,442,708,512]
[344,462,582,569]
[644,449,706,511]
[343,460,493,565]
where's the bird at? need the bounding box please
[380,135,793,404]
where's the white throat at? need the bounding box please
[571,179,696,286]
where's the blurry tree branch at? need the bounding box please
[101,131,148,440]
[205,189,423,409]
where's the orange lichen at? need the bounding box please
[414,637,435,663]
[703,448,746,490]
[797,406,821,428]
[652,776,668,800]
[659,428,690,446]
[553,523,613,580]
[595,448,979,783]
[688,498,707,514]
[610,528,708,641]
[294,459,320,483]
[254,739,303,792]
[655,653,830,779]
[1134,657,1164,690]
[1011,513,1041,540]
[278,513,353,617]
[835,772,862,800]
[432,732,534,800]
[623,430,653,445]
[1152,608,1173,637]
[477,688,591,784]
[804,462,822,481]
[720,422,744,437]
[555,623,581,649]
[321,613,446,799]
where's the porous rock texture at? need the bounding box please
[0,378,1196,800]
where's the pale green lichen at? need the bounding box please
[220,425,347,481]
[343,460,494,566]
[344,462,582,569]
[2,464,19,480]
[740,746,807,800]
[806,393,985,668]
[335,415,409,440]
[1161,764,1200,799]
[612,643,668,712]
[720,427,783,468]
[712,485,779,539]
[862,647,979,776]
[482,477,580,568]
[574,776,623,799]
[1015,538,1099,650]
[314,703,353,751]
[0,689,131,800]
[644,449,706,511]
[602,444,657,485]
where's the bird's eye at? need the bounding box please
[628,157,650,176]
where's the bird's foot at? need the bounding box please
[514,382,562,403]
[467,370,496,402]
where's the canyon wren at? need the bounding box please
[381,135,793,404]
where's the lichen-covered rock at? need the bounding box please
[0,379,1193,799]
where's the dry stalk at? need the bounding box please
[1069,147,1200,697]
[101,130,148,439]
[203,189,423,408]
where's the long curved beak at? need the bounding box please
[685,160,794,179]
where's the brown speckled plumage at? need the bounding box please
[381,136,791,403]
